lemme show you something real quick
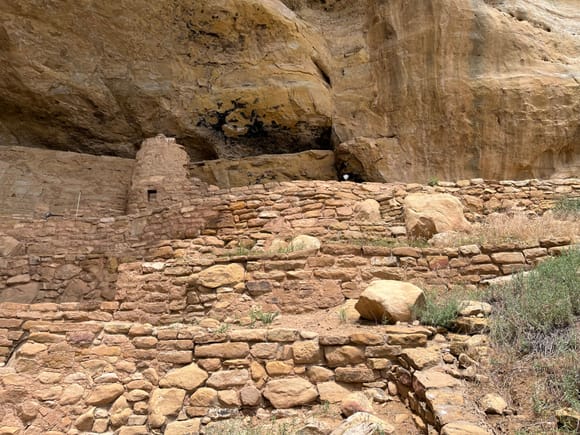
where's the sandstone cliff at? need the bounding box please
[0,0,578,181]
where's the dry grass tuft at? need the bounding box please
[451,212,580,246]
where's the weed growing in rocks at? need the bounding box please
[250,307,279,325]
[338,308,348,324]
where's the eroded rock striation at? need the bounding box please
[0,0,578,180]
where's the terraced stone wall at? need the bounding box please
[0,303,487,434]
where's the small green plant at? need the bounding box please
[427,177,439,187]
[215,323,231,334]
[318,400,331,416]
[415,290,461,329]
[338,308,348,324]
[250,307,279,325]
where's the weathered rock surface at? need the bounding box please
[404,194,471,239]
[329,412,395,435]
[263,377,318,408]
[1,0,578,180]
[355,280,425,323]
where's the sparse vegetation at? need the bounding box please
[250,307,279,325]
[415,290,461,329]
[439,212,580,246]
[204,418,300,435]
[215,323,231,334]
[485,250,580,413]
[337,308,348,324]
[553,196,580,218]
[427,177,439,187]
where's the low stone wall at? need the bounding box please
[206,178,580,243]
[1,177,578,258]
[0,303,489,434]
[0,232,575,307]
[106,237,577,324]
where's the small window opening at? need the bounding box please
[147,189,158,202]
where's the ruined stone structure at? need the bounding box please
[0,136,578,433]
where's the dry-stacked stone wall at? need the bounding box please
[0,302,489,434]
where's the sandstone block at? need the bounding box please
[240,386,262,406]
[266,360,294,376]
[190,387,219,407]
[317,381,353,403]
[148,388,186,418]
[307,366,334,383]
[263,377,318,409]
[292,340,322,364]
[288,235,321,251]
[159,362,208,391]
[325,346,365,367]
[335,367,376,383]
[341,392,374,417]
[86,383,124,406]
[206,369,249,389]
[479,393,508,415]
[218,390,241,407]
[195,342,249,359]
[165,419,201,435]
[355,280,425,323]
[198,264,245,288]
[490,252,525,264]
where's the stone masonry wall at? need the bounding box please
[0,303,488,434]
[0,146,134,218]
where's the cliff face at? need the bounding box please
[0,0,578,181]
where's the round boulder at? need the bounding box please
[355,280,425,323]
[404,193,471,239]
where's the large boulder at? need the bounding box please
[355,280,425,323]
[404,193,471,239]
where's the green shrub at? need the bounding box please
[415,290,461,329]
[553,197,580,217]
[487,250,580,355]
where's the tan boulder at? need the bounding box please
[479,393,508,415]
[198,264,245,288]
[317,381,353,404]
[355,280,425,323]
[159,362,208,391]
[263,377,318,409]
[404,194,471,239]
[341,392,374,417]
[354,199,381,222]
